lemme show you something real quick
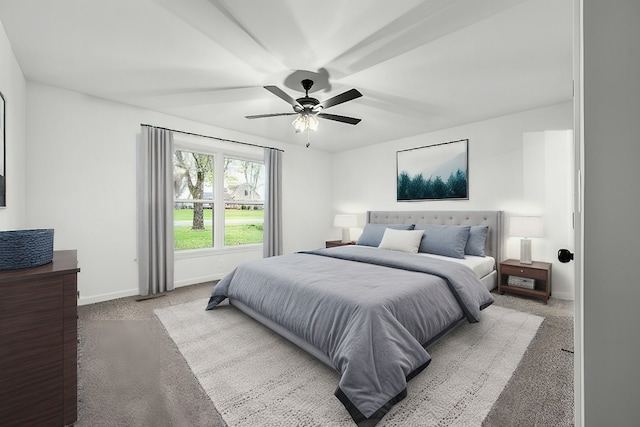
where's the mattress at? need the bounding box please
[356,245,496,281]
[416,252,496,279]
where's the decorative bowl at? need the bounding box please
[0,229,54,270]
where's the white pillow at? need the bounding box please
[378,228,425,253]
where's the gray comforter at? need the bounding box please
[206,246,494,426]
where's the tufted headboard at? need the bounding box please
[367,210,504,261]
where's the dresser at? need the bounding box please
[0,250,80,426]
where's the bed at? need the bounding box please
[206,210,503,426]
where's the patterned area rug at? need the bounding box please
[155,300,543,426]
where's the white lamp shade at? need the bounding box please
[509,216,544,238]
[334,214,357,243]
[333,214,357,228]
[292,114,319,133]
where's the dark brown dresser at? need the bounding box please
[0,250,80,426]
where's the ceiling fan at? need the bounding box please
[245,79,363,134]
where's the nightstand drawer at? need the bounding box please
[326,240,356,248]
[501,264,548,281]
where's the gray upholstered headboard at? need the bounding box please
[367,210,504,261]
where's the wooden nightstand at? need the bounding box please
[499,259,552,304]
[326,240,356,248]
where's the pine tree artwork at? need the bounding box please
[396,139,469,201]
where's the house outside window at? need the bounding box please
[173,147,264,251]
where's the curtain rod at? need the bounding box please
[140,123,284,152]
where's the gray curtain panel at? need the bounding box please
[263,148,283,257]
[137,126,175,295]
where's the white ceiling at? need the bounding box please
[0,0,573,152]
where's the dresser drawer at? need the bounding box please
[501,264,548,281]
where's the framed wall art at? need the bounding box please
[0,91,5,208]
[397,139,468,201]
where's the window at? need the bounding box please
[223,158,265,246]
[173,147,264,251]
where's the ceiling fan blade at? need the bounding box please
[264,86,302,108]
[245,113,298,119]
[318,113,361,125]
[317,88,363,110]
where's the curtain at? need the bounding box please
[137,126,174,295]
[263,148,283,257]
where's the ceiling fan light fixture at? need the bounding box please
[248,78,361,138]
[292,113,319,133]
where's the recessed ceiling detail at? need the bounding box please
[0,0,573,151]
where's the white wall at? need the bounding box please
[582,1,640,425]
[521,130,574,299]
[332,102,575,299]
[25,83,333,305]
[0,21,27,229]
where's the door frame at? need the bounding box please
[572,1,584,425]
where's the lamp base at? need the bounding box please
[520,238,532,264]
[341,228,351,243]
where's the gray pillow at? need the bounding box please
[356,223,415,247]
[465,225,489,257]
[414,224,471,259]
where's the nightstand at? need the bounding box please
[499,259,552,304]
[326,240,356,248]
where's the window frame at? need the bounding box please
[173,137,265,257]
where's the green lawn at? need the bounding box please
[224,223,264,246]
[174,208,264,250]
[174,226,214,250]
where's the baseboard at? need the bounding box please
[78,282,576,306]
[78,273,227,306]
[174,273,227,288]
[551,291,575,301]
[78,288,139,306]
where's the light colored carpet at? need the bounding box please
[155,300,543,426]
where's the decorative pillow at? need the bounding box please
[356,223,414,247]
[465,225,489,257]
[378,228,425,254]
[414,224,471,259]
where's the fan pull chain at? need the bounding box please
[306,128,311,148]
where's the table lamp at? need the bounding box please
[333,214,357,243]
[509,216,544,264]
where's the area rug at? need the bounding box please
[155,300,543,427]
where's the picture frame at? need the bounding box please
[397,139,468,201]
[0,91,5,208]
